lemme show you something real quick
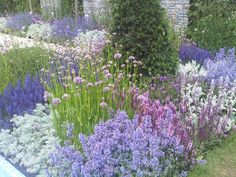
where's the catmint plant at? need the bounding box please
[204,48,236,84]
[47,111,188,177]
[7,12,35,31]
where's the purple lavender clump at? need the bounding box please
[179,43,212,65]
[48,111,187,177]
[0,74,44,121]
[205,48,236,84]
[7,12,35,31]
[52,16,96,40]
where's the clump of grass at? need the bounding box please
[0,47,51,92]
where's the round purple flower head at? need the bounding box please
[114,53,122,59]
[73,76,83,84]
[52,98,61,105]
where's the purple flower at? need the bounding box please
[73,76,83,84]
[52,98,61,105]
[179,42,212,65]
[0,74,44,122]
[114,53,122,59]
[7,12,35,31]
[205,48,236,84]
[48,111,187,177]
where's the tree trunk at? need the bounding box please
[28,0,33,12]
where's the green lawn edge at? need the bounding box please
[189,132,236,177]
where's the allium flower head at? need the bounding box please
[73,76,83,84]
[114,53,122,59]
[52,98,61,105]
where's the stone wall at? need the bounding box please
[161,0,190,32]
[83,0,190,32]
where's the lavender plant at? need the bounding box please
[47,111,188,177]
[0,104,60,177]
[0,74,44,120]
[7,12,35,32]
[205,48,236,84]
[51,16,97,41]
[179,42,212,65]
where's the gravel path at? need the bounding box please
[0,33,67,53]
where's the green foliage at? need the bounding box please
[0,104,59,177]
[0,47,51,92]
[187,0,236,51]
[43,46,141,144]
[0,0,41,14]
[110,0,179,76]
[189,132,236,177]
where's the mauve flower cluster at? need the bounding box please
[48,111,187,177]
[179,43,212,65]
[205,48,236,84]
[0,74,44,121]
[52,16,97,40]
[130,89,194,157]
[7,12,35,31]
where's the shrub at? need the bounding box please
[0,104,59,177]
[0,75,45,120]
[179,42,212,65]
[204,48,236,84]
[73,30,109,57]
[47,111,187,177]
[0,17,8,32]
[110,0,178,76]
[187,0,236,50]
[0,47,50,92]
[26,23,53,41]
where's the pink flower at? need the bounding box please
[114,53,122,59]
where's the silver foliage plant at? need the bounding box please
[180,77,236,144]
[0,17,8,32]
[26,23,53,41]
[0,104,60,177]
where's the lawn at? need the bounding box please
[189,132,236,177]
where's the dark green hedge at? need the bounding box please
[110,0,178,76]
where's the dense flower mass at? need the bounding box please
[7,12,35,31]
[0,74,44,120]
[205,48,236,84]
[52,16,97,40]
[131,89,194,156]
[179,42,212,65]
[48,111,187,177]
